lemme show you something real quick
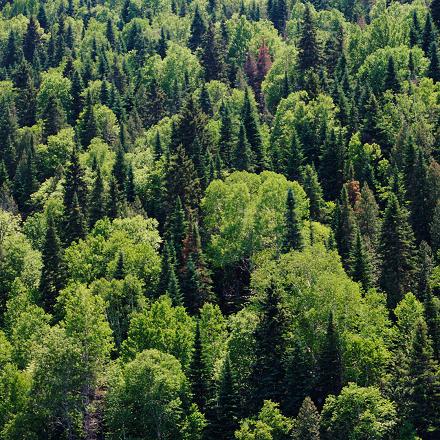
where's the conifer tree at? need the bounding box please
[302,165,326,223]
[422,13,436,54]
[431,202,440,253]
[199,83,212,116]
[282,188,304,252]
[23,16,40,62]
[424,291,440,361]
[212,356,239,440]
[13,150,37,214]
[431,0,440,29]
[251,284,287,409]
[285,340,317,416]
[167,265,183,306]
[406,320,440,438]
[242,87,265,171]
[316,312,342,408]
[285,129,304,182]
[379,194,416,311]
[292,397,321,440]
[235,124,253,172]
[112,147,127,192]
[40,215,64,313]
[78,91,98,148]
[89,166,105,227]
[383,56,400,93]
[107,175,123,220]
[42,94,66,139]
[201,22,227,82]
[189,6,206,51]
[126,164,135,203]
[348,230,373,290]
[218,102,234,167]
[158,240,177,295]
[71,70,84,124]
[415,241,433,302]
[114,252,125,280]
[13,60,36,127]
[428,42,440,82]
[298,5,320,73]
[165,196,187,263]
[188,320,209,411]
[66,192,87,243]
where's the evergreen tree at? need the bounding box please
[316,312,342,408]
[66,192,87,243]
[167,265,183,306]
[189,6,206,51]
[23,16,41,62]
[424,290,440,361]
[422,13,436,55]
[431,0,440,29]
[242,88,265,171]
[165,196,187,263]
[285,340,317,416]
[218,102,234,167]
[42,94,66,139]
[40,215,64,313]
[406,320,440,438]
[415,241,433,301]
[188,320,209,411]
[71,70,84,124]
[298,5,321,73]
[379,194,417,311]
[292,397,321,440]
[13,149,37,214]
[200,22,227,82]
[78,91,98,148]
[251,284,287,409]
[114,252,125,280]
[428,42,440,82]
[383,56,400,93]
[89,166,105,227]
[282,188,304,252]
[112,147,127,192]
[212,356,239,440]
[285,128,304,182]
[348,230,373,290]
[13,60,37,127]
[107,175,123,220]
[409,11,421,48]
[302,165,326,223]
[126,164,136,203]
[235,124,253,172]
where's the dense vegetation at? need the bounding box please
[0,0,439,438]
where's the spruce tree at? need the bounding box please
[348,230,373,290]
[415,241,433,302]
[188,6,206,51]
[428,42,440,82]
[165,196,187,263]
[112,146,127,192]
[285,340,317,416]
[424,291,440,361]
[292,397,321,440]
[379,193,417,311]
[78,91,98,148]
[89,166,105,227]
[422,13,436,54]
[285,128,304,182]
[23,16,41,62]
[251,284,287,410]
[114,252,125,280]
[242,87,265,172]
[200,22,227,82]
[71,70,84,124]
[431,0,440,29]
[282,188,304,252]
[167,265,183,306]
[188,320,209,411]
[218,102,234,167]
[298,5,320,73]
[212,356,239,440]
[406,320,440,438]
[107,175,123,220]
[40,215,64,314]
[383,56,400,93]
[316,312,342,408]
[42,94,66,139]
[302,165,326,223]
[66,191,87,243]
[126,164,135,203]
[235,124,253,172]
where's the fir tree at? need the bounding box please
[298,5,321,73]
[235,124,253,172]
[114,252,125,280]
[292,397,321,440]
[218,102,234,167]
[89,166,105,227]
[66,192,87,243]
[316,312,342,408]
[70,70,84,124]
[188,6,206,51]
[78,91,98,148]
[302,165,326,223]
[282,188,304,252]
[107,175,123,220]
[23,16,41,62]
[212,356,239,440]
[409,11,421,48]
[431,0,440,29]
[42,94,66,139]
[383,56,400,93]
[200,22,227,82]
[415,241,433,301]
[40,215,64,313]
[126,164,135,203]
[424,290,440,361]
[422,13,436,55]
[165,196,187,263]
[112,146,127,192]
[348,230,373,290]
[406,320,440,438]
[167,265,183,306]
[251,284,287,410]
[379,193,417,311]
[428,42,440,82]
[285,129,305,182]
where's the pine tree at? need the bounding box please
[282,188,304,252]
[424,290,440,361]
[272,0,288,34]
[13,148,37,214]
[126,164,135,203]
[167,265,183,306]
[107,176,123,220]
[40,215,64,314]
[199,83,212,116]
[302,165,326,223]
[235,124,253,172]
[383,56,400,93]
[200,22,227,82]
[406,320,440,438]
[89,166,105,227]
[298,5,321,74]
[379,194,417,311]
[112,146,126,192]
[165,196,187,263]
[415,241,433,302]
[409,11,421,48]
[316,312,342,408]
[188,5,206,51]
[292,397,321,440]
[251,284,287,409]
[431,202,440,253]
[13,60,37,127]
[3,31,22,69]
[218,102,234,167]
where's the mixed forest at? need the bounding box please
[0,0,439,438]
